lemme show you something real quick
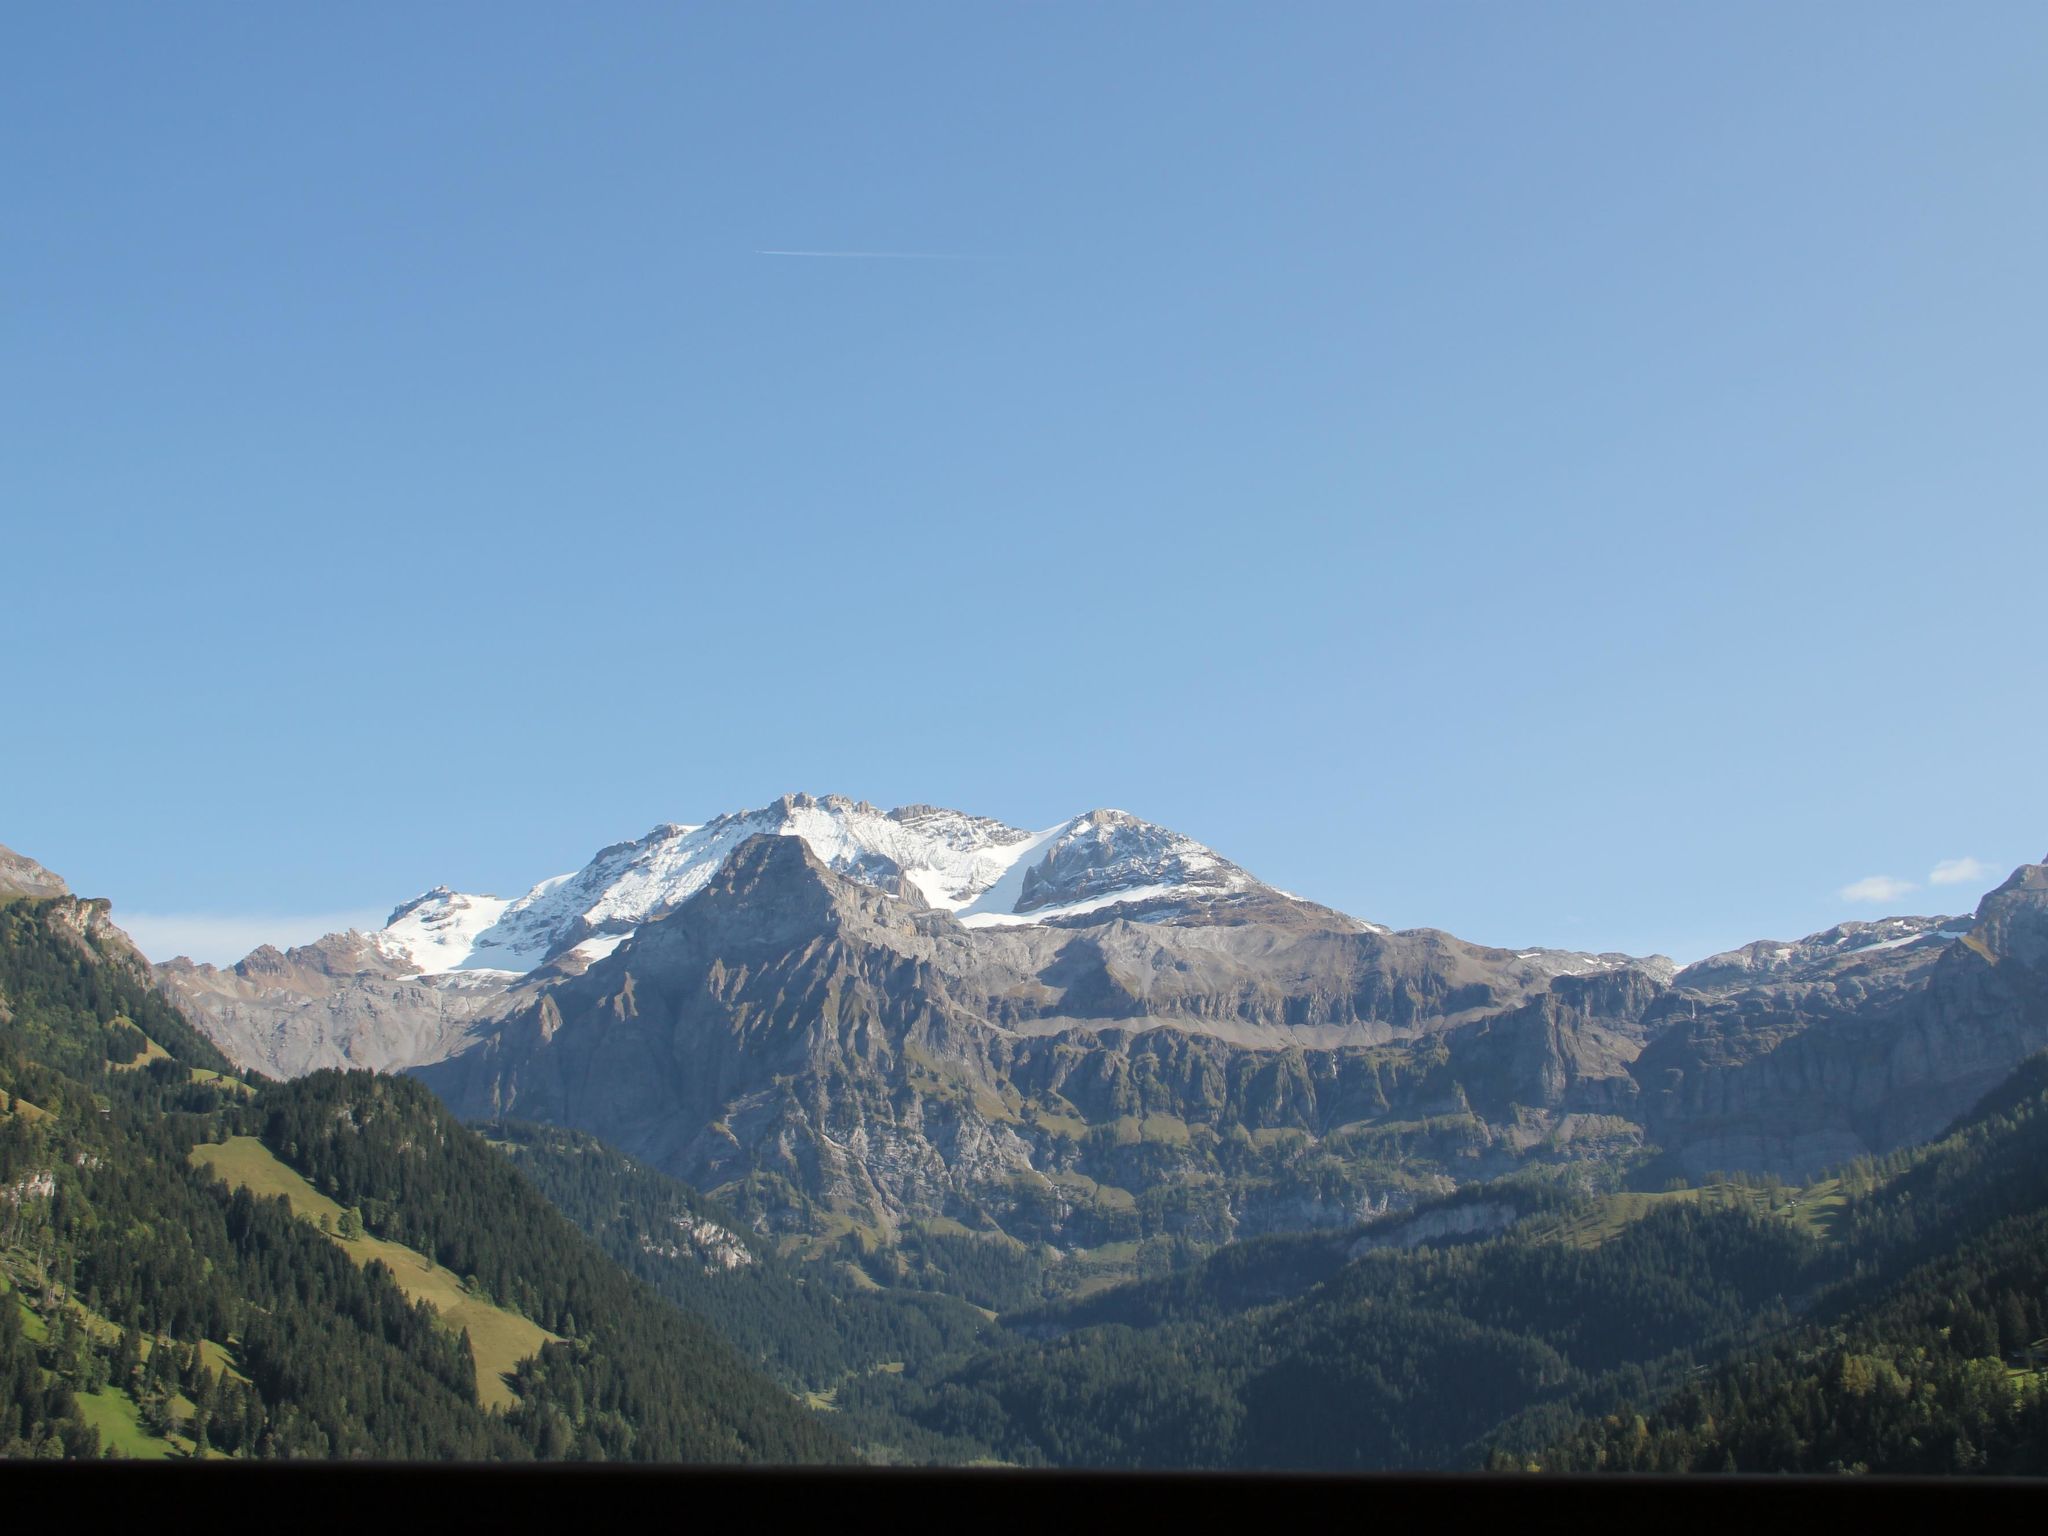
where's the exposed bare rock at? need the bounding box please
[0,843,70,899]
[158,931,512,1076]
[1634,859,2048,1177]
[418,835,1667,1247]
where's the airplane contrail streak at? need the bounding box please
[755,249,970,260]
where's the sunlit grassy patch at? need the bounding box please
[188,1136,557,1409]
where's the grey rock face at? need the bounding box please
[416,839,2048,1243]
[0,843,69,899]
[415,836,1669,1247]
[1016,809,1252,912]
[1635,862,2048,1177]
[162,794,1659,1080]
[158,932,512,1076]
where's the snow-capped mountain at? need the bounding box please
[159,792,1688,1084]
[370,794,1275,977]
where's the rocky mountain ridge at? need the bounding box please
[120,810,2048,1270]
[369,794,1294,980]
[156,794,1664,1079]
[0,843,70,900]
[412,832,2048,1254]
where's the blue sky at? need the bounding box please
[5,4,2044,965]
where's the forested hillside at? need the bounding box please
[0,893,842,1462]
[488,1122,990,1389]
[836,1184,1817,1468]
[253,1072,846,1461]
[1519,1053,2048,1474]
[808,1053,2048,1472]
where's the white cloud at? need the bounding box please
[1929,856,1992,887]
[1838,875,1918,906]
[115,909,388,966]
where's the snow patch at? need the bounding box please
[958,882,1188,929]
[359,795,1283,974]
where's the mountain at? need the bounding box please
[154,797,2048,1300]
[411,831,2048,1267]
[159,795,1367,1079]
[1633,859,2048,1177]
[160,792,1656,1081]
[158,931,506,1081]
[0,843,68,900]
[17,831,2048,1473]
[412,830,1682,1257]
[0,871,844,1462]
[374,795,1286,975]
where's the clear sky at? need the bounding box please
[5,4,2045,966]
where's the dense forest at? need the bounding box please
[489,1122,990,1388]
[1511,1054,2048,1474]
[1,897,512,1458]
[254,1072,845,1462]
[826,1190,1817,1468]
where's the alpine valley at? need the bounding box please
[7,802,2048,1472]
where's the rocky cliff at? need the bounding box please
[1639,859,2048,1176]
[158,930,511,1078]
[0,843,70,900]
[145,801,2048,1262]
[416,835,1665,1250]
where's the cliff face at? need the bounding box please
[0,843,71,900]
[415,836,1653,1247]
[418,841,2048,1244]
[158,932,511,1077]
[26,891,159,986]
[1635,861,2048,1177]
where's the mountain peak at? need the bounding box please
[263,794,1295,980]
[1675,913,1969,989]
[715,828,832,886]
[385,884,461,927]
[630,832,880,958]
[1964,855,2048,970]
[0,842,70,899]
[1014,809,1253,917]
[757,791,885,824]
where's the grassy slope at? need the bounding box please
[1525,1179,1849,1249]
[3,1274,196,1459]
[188,1067,255,1097]
[8,1281,48,1343]
[107,1033,172,1072]
[188,1137,557,1411]
[74,1387,172,1459]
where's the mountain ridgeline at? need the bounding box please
[154,803,2048,1306]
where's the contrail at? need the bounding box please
[755,249,970,260]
